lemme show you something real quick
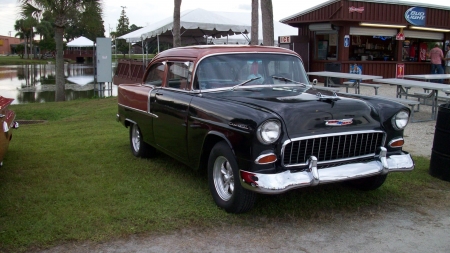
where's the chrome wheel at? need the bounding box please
[213,156,234,201]
[131,124,141,153]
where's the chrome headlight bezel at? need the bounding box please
[392,110,410,130]
[257,120,281,144]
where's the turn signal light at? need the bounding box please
[389,138,405,148]
[255,153,277,164]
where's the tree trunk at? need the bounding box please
[54,26,65,102]
[251,0,259,45]
[24,36,28,59]
[173,0,182,48]
[261,0,274,46]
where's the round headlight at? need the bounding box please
[257,120,281,144]
[392,110,409,130]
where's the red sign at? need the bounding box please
[279,36,291,44]
[396,64,405,78]
[349,6,364,13]
[396,32,405,40]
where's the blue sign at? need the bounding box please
[344,35,350,47]
[405,7,426,26]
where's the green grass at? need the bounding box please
[1,97,449,252]
[0,55,54,65]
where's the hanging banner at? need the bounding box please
[396,32,405,41]
[396,63,405,78]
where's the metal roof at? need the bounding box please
[280,0,450,23]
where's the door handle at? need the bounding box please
[155,92,163,96]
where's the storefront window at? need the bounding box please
[349,35,396,61]
[314,33,338,60]
[402,39,442,62]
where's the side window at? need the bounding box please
[144,62,165,86]
[167,61,193,90]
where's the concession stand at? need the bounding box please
[279,0,450,78]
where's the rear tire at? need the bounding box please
[208,141,256,213]
[129,123,154,158]
[347,174,388,191]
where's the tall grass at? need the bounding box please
[1,97,449,252]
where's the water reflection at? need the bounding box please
[0,63,117,104]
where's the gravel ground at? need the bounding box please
[37,83,450,253]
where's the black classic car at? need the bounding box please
[117,45,414,213]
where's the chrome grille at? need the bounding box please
[282,131,385,167]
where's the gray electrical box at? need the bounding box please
[96,38,112,82]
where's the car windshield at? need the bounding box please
[194,53,309,92]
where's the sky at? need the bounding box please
[1,0,450,38]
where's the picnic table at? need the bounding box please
[373,78,450,121]
[307,71,383,94]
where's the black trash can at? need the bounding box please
[429,103,450,181]
[324,63,341,87]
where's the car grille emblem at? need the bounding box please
[325,118,353,126]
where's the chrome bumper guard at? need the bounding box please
[240,147,414,194]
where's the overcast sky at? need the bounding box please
[1,0,449,38]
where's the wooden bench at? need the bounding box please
[339,93,421,122]
[343,81,382,95]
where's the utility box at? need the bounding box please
[96,38,112,82]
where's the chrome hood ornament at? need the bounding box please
[325,118,353,126]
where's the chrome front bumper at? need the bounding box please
[240,147,414,194]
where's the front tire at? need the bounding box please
[129,123,154,158]
[208,141,256,213]
[347,174,388,191]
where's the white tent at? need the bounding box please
[211,12,298,45]
[118,8,250,43]
[67,36,94,47]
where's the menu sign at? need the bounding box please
[404,7,426,26]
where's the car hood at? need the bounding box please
[222,92,381,137]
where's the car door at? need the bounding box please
[150,61,194,162]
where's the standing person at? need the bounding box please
[429,43,444,83]
[445,44,450,84]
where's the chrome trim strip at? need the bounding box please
[241,147,414,194]
[284,130,385,144]
[118,103,158,118]
[389,137,404,148]
[254,153,277,165]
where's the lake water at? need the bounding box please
[0,63,117,105]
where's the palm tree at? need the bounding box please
[251,0,259,45]
[19,0,103,102]
[261,0,274,46]
[173,0,182,48]
[14,18,34,58]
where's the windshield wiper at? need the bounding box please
[231,77,261,90]
[272,75,300,84]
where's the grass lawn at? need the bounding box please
[1,97,449,252]
[0,55,54,65]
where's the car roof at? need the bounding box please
[153,45,300,61]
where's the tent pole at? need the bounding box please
[142,39,144,70]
